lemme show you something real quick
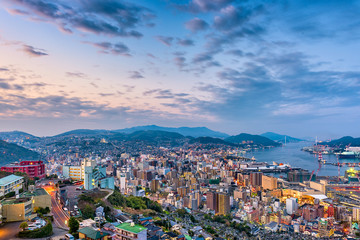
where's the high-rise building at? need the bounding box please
[353,207,360,221]
[250,172,262,187]
[150,179,160,192]
[206,191,217,212]
[286,198,298,214]
[262,175,278,190]
[217,193,230,215]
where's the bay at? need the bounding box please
[244,142,359,177]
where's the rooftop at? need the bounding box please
[21,188,49,197]
[115,222,147,234]
[0,174,23,186]
[78,226,109,239]
[2,197,31,205]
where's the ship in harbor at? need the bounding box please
[339,147,360,159]
[339,151,357,159]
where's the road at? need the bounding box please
[0,221,21,240]
[43,185,69,230]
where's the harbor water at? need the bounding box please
[245,142,358,177]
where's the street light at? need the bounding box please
[65,220,68,226]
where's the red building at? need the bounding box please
[327,204,335,218]
[1,160,45,179]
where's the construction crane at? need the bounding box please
[310,153,323,181]
[337,155,341,182]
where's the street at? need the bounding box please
[43,185,69,230]
[0,221,21,240]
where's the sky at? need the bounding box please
[0,0,359,138]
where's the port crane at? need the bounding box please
[337,155,341,181]
[310,152,323,181]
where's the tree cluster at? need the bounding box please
[108,190,162,212]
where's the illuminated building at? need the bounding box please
[1,160,45,179]
[262,175,278,190]
[217,193,230,215]
[0,174,23,197]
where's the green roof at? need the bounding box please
[0,174,23,186]
[115,222,147,234]
[78,227,109,240]
[1,197,31,205]
[20,188,49,198]
[34,188,49,196]
[185,235,192,240]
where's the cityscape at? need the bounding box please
[0,1,360,240]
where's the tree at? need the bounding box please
[19,221,28,231]
[68,217,79,234]
[82,204,95,219]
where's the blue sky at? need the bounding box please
[0,0,359,138]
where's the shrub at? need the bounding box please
[17,219,53,238]
[5,191,15,198]
[68,217,79,234]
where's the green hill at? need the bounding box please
[261,132,303,143]
[0,140,39,166]
[319,136,360,147]
[225,133,281,147]
[189,137,234,146]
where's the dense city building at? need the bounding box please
[0,174,23,197]
[1,160,45,179]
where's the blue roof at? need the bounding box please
[0,174,23,186]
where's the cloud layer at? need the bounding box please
[1,0,360,137]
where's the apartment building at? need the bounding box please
[0,174,24,197]
[114,222,147,240]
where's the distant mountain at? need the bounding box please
[260,132,303,143]
[114,125,229,138]
[225,133,281,147]
[0,131,38,140]
[319,136,360,147]
[127,130,185,141]
[54,129,112,137]
[189,137,234,146]
[0,140,39,166]
[115,130,188,147]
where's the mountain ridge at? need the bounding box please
[0,140,39,165]
[260,132,303,143]
[226,133,281,147]
[114,125,229,138]
[318,136,360,147]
